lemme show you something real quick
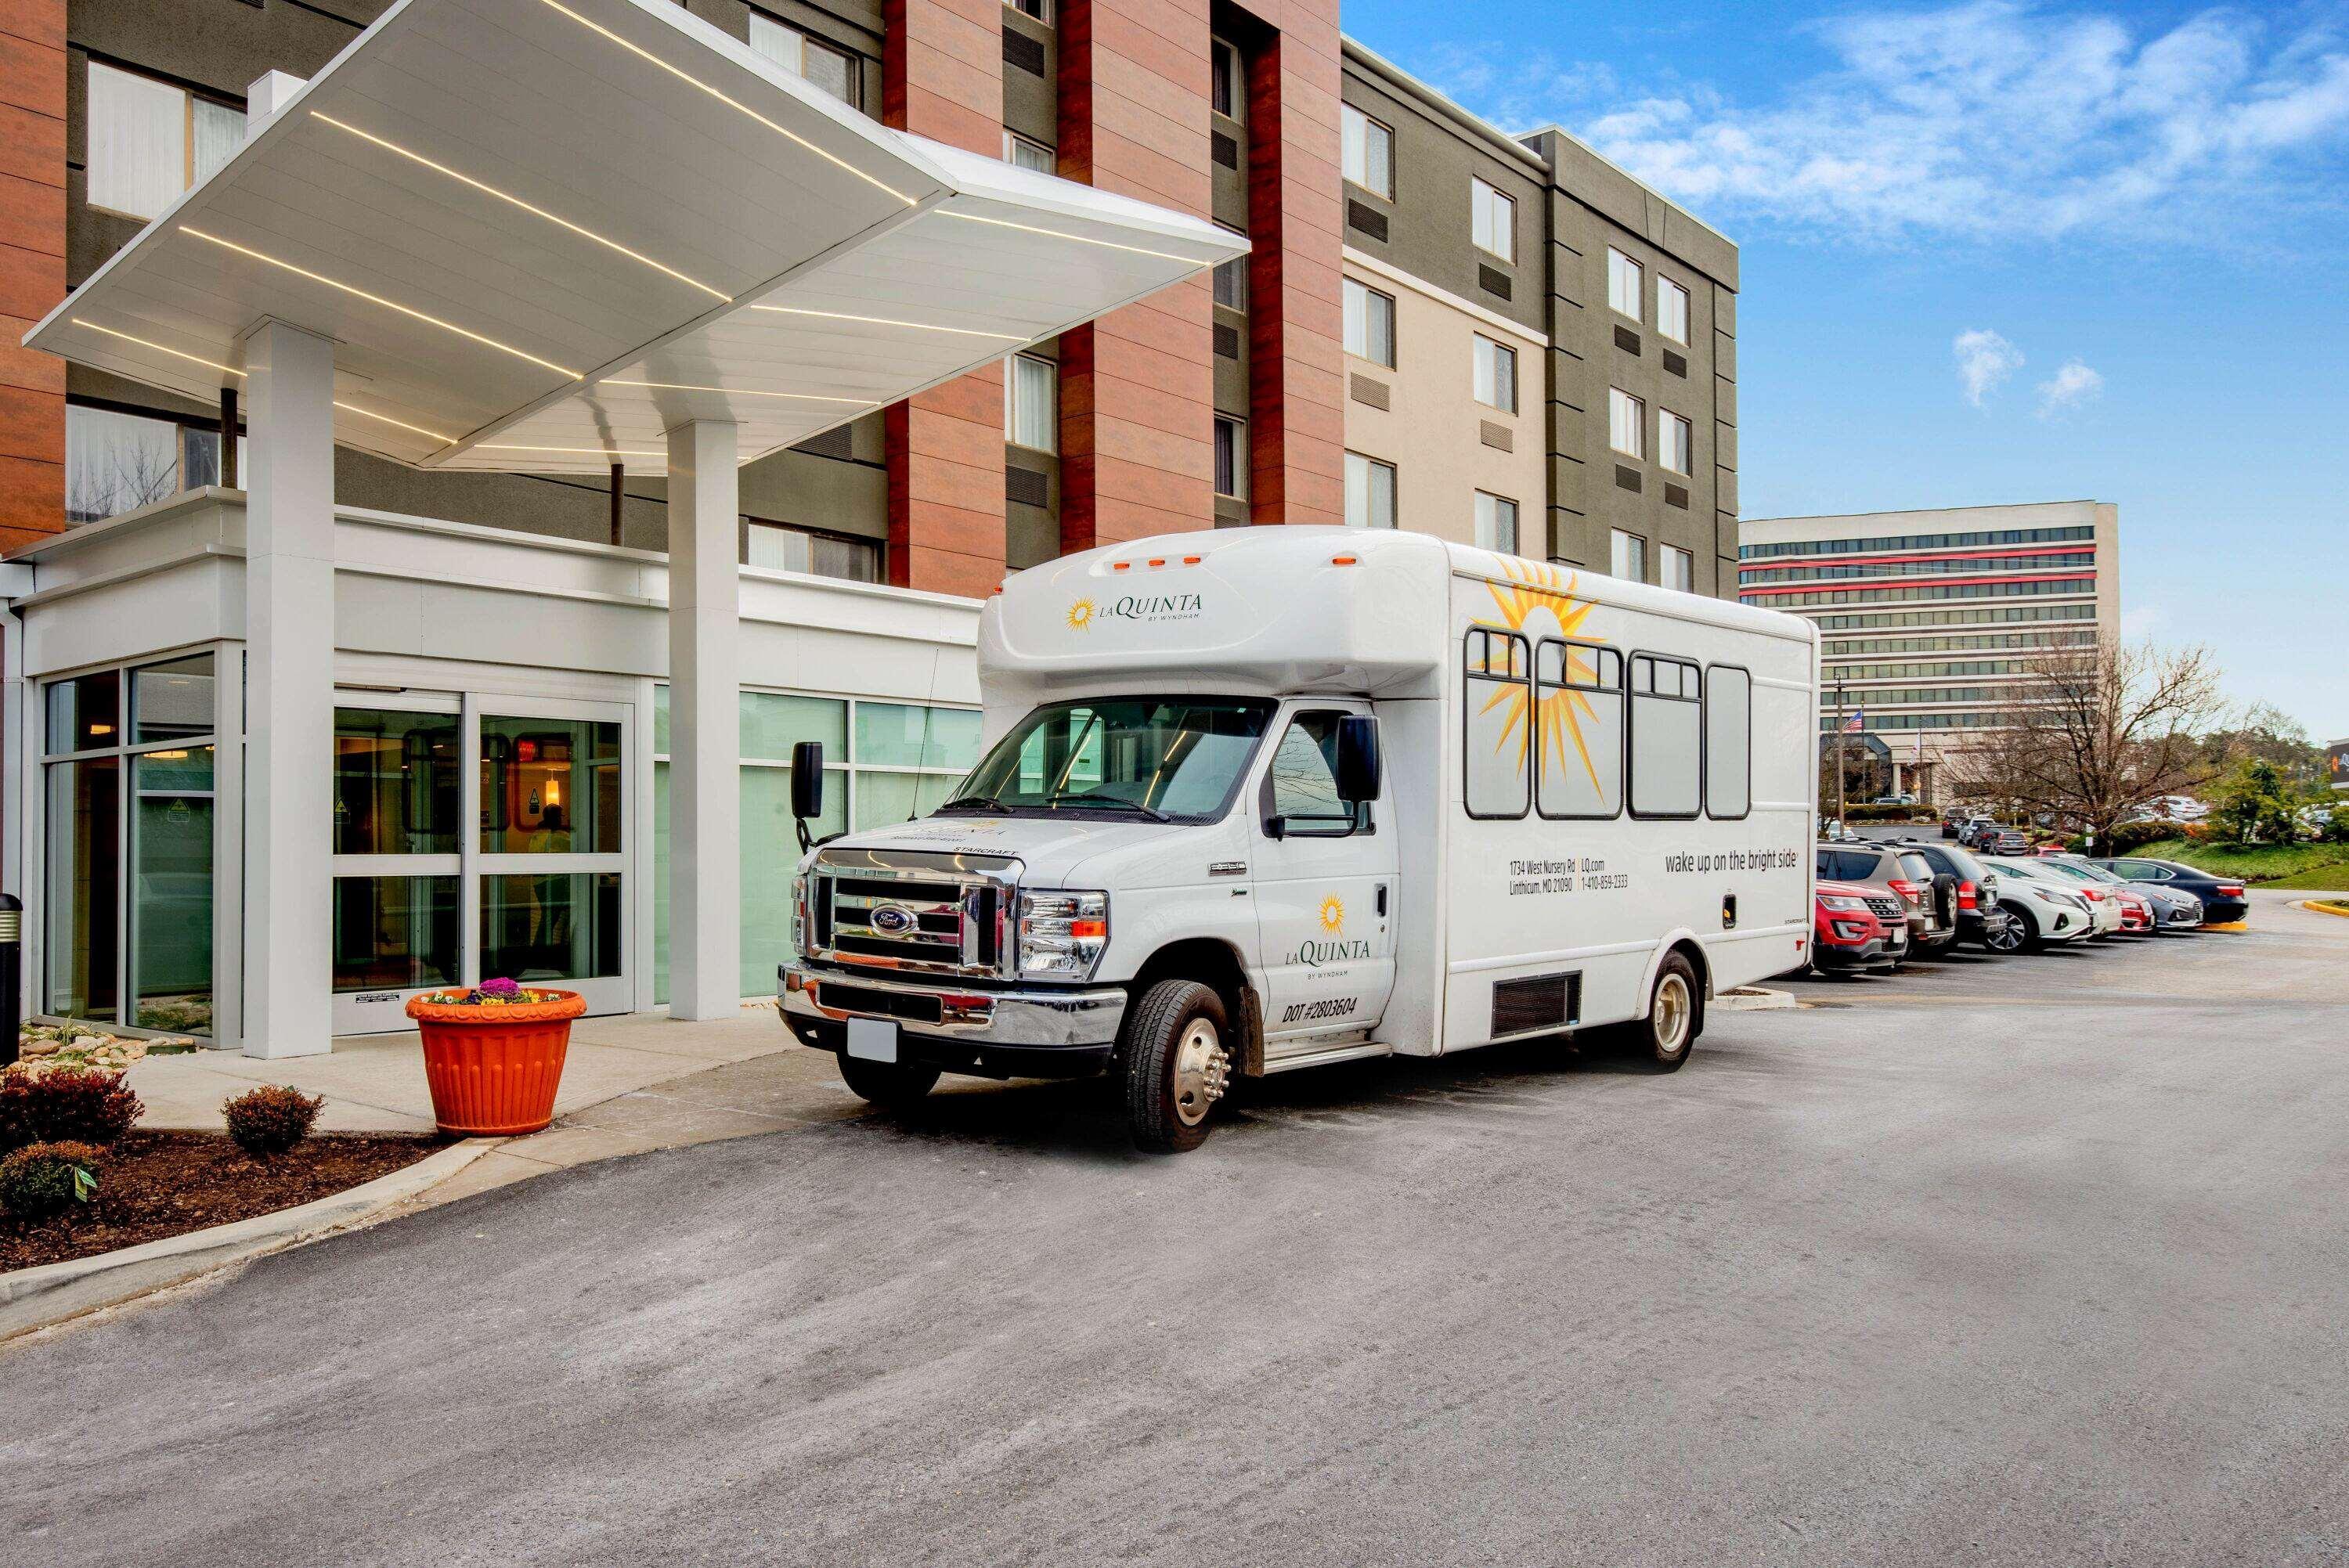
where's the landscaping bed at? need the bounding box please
[1,1130,438,1273]
[2127,838,2349,887]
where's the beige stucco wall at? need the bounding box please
[1339,249,1548,553]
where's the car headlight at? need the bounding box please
[1019,891,1110,979]
[1818,894,1870,912]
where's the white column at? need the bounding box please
[240,319,336,1058]
[666,420,740,1020]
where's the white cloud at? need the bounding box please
[1420,2,2349,242]
[2037,359,2105,414]
[1954,328,2023,405]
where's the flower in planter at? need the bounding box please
[416,978,561,1007]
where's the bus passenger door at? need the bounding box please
[1251,706,1398,1056]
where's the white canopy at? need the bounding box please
[26,0,1243,477]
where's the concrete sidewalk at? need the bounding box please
[123,1004,869,1199]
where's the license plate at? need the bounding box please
[846,1017,899,1064]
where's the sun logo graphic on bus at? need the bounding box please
[1066,597,1097,631]
[1476,558,1610,795]
[1317,895,1346,934]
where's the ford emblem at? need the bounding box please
[870,904,915,935]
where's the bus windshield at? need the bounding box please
[944,697,1276,824]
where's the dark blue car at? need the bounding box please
[2088,857,2250,925]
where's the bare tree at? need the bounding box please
[1947,639,2225,845]
[68,439,182,525]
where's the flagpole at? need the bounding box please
[1834,677,1847,825]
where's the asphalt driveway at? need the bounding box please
[6,892,2345,1566]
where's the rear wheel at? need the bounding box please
[1121,979,1231,1154]
[836,1051,942,1109]
[1634,952,1701,1071]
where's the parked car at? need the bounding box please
[2037,854,2204,932]
[2087,857,2250,925]
[1871,792,1917,807]
[1987,855,2124,938]
[1812,881,1907,973]
[1974,856,2096,950]
[1969,824,2030,855]
[2112,888,2154,933]
[1893,838,2016,952]
[1816,842,1956,955]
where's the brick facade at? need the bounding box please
[882,0,1009,598]
[0,0,66,553]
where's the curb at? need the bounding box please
[2202,921,2249,932]
[1716,986,1797,1012]
[2299,899,2349,919]
[0,1137,498,1345]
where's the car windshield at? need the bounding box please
[948,696,1276,824]
[2040,860,2116,886]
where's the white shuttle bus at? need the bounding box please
[780,527,1818,1151]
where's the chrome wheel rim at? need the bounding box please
[1988,918,2022,952]
[1654,974,1691,1054]
[1171,1018,1229,1127]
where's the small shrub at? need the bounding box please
[2102,821,2181,856]
[0,1065,143,1152]
[0,1141,105,1220]
[222,1085,323,1156]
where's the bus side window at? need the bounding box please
[1629,653,1701,818]
[1705,665,1752,820]
[1463,628,1531,819]
[1535,640,1622,819]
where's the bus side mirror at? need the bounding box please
[1335,716,1381,805]
[791,741,824,851]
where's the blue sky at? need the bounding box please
[1343,0,2349,739]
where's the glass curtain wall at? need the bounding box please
[331,706,462,997]
[651,687,980,1000]
[41,653,219,1033]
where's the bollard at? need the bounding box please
[0,893,19,1066]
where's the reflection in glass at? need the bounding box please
[853,702,982,770]
[741,691,845,762]
[481,717,621,854]
[335,708,460,855]
[331,876,460,993]
[852,770,959,831]
[479,873,622,982]
[46,670,121,754]
[132,747,214,1033]
[45,758,120,1019]
[132,652,215,744]
[745,768,844,991]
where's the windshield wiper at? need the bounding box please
[1045,791,1171,823]
[935,794,1013,815]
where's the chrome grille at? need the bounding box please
[806,847,1019,980]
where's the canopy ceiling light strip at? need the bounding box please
[938,209,1218,265]
[478,442,666,457]
[179,226,583,378]
[536,0,915,207]
[599,377,868,402]
[75,317,455,442]
[309,112,730,302]
[747,303,1023,340]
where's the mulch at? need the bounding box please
[1,1131,442,1273]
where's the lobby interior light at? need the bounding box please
[309,112,730,302]
[749,304,1023,341]
[179,227,582,379]
[537,0,915,207]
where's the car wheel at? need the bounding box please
[1633,952,1701,1071]
[1981,910,2022,954]
[1121,979,1232,1154]
[1999,900,2044,953]
[836,1051,943,1109]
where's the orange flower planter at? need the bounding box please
[406,988,587,1137]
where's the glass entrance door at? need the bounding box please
[331,693,632,1033]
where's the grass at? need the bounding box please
[2129,838,2349,887]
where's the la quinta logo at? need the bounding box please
[1290,892,1372,968]
[1318,895,1346,934]
[1066,597,1097,631]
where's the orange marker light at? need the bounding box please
[1111,561,1131,571]
[1331,555,1359,566]
[1182,554,1202,564]
[1147,557,1166,567]
[1069,918,1108,939]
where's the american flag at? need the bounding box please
[1842,708,1864,733]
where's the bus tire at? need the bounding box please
[1639,952,1700,1072]
[1122,979,1230,1154]
[837,1052,942,1109]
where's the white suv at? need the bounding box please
[1980,856,2105,948]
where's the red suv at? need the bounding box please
[1813,879,1908,973]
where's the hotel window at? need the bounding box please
[1608,387,1644,459]
[1471,178,1516,263]
[1003,131,1055,174]
[1344,451,1397,529]
[1005,353,1057,452]
[1211,37,1242,120]
[1662,544,1694,593]
[1659,409,1693,475]
[65,404,242,525]
[1344,278,1395,367]
[86,62,244,222]
[1214,416,1247,501]
[748,13,861,106]
[1611,528,1648,581]
[745,521,880,583]
[1474,492,1519,555]
[1342,103,1394,198]
[1213,226,1249,309]
[1658,276,1690,344]
[1473,334,1517,413]
[1006,0,1052,20]
[1607,247,1644,320]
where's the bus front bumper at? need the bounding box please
[778,966,1127,1080]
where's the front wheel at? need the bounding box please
[837,1051,942,1109]
[1121,979,1232,1154]
[1997,901,2043,953]
[1635,952,1701,1071]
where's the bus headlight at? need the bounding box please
[1018,892,1110,979]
